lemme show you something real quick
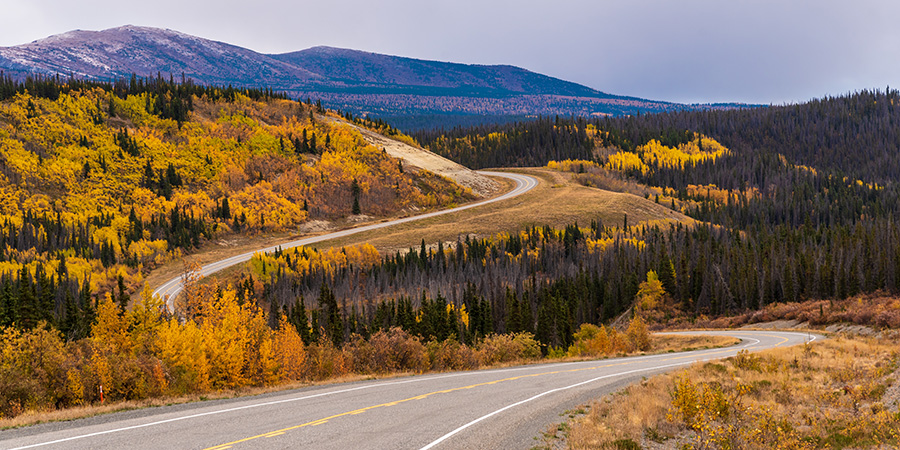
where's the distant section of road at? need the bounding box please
[0,331,820,450]
[151,171,538,310]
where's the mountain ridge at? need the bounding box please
[0,25,734,129]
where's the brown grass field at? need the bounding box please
[544,332,900,450]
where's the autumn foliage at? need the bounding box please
[566,316,651,358]
[0,84,470,334]
[0,277,546,419]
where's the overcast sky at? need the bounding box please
[2,0,897,104]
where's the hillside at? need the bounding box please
[272,46,602,97]
[0,26,733,129]
[0,77,473,338]
[415,89,900,316]
[0,26,319,86]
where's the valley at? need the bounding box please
[0,20,898,450]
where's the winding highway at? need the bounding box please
[0,331,820,450]
[151,171,539,309]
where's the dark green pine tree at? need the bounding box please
[351,179,361,215]
[220,197,231,219]
[317,284,343,346]
[290,297,311,344]
[77,279,96,340]
[504,287,521,333]
[17,268,38,329]
[0,276,15,328]
[116,274,128,313]
[36,265,56,326]
[61,290,79,340]
[309,309,321,342]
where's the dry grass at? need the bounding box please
[649,335,740,354]
[307,168,692,254]
[565,333,900,449]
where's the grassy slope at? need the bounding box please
[316,167,691,254]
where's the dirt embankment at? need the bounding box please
[330,117,500,198]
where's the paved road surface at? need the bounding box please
[151,171,538,310]
[0,330,819,450]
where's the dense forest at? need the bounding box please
[3,79,900,418]
[237,88,900,351]
[0,74,471,336]
[250,212,900,351]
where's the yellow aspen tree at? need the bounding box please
[626,316,651,352]
[274,314,306,381]
[92,293,130,354]
[127,284,165,357]
[202,288,251,389]
[636,270,665,311]
[156,318,209,393]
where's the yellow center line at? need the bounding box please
[203,342,759,450]
[202,360,635,450]
[757,333,790,347]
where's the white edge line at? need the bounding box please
[419,349,755,450]
[7,334,760,449]
[420,333,818,450]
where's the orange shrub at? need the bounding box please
[304,337,348,381]
[476,332,541,365]
[346,327,427,374]
[425,338,480,371]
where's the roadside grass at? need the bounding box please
[0,333,733,430]
[312,168,691,254]
[563,333,900,449]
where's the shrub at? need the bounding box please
[305,337,347,381]
[625,316,651,352]
[426,338,479,371]
[567,323,611,357]
[477,332,541,365]
[347,328,426,374]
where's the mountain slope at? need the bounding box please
[0,25,320,86]
[0,26,713,129]
[272,46,609,97]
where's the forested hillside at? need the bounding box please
[416,90,900,233]
[3,83,899,421]
[417,89,900,183]
[245,88,900,350]
[0,75,470,338]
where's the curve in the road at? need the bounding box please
[0,330,821,450]
[152,171,538,309]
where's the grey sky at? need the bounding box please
[2,0,897,104]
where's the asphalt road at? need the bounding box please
[0,330,819,450]
[151,171,539,310]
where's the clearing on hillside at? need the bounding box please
[329,117,501,198]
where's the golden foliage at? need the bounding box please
[249,243,380,282]
[0,89,469,303]
[567,317,651,358]
[599,135,730,176]
[636,270,665,311]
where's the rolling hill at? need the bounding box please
[0,25,738,129]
